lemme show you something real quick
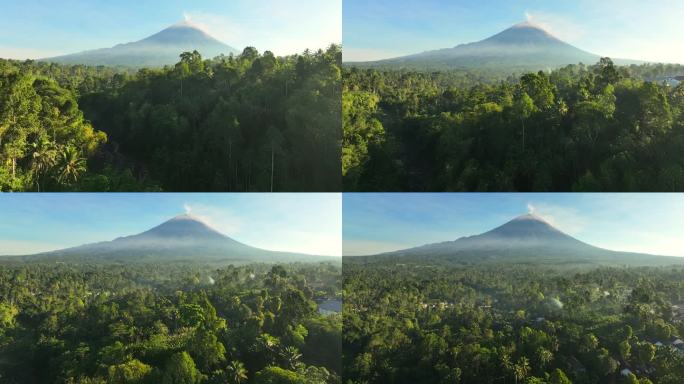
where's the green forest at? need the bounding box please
[0,262,341,383]
[0,45,341,192]
[343,59,684,191]
[344,261,684,383]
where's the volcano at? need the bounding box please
[351,22,640,71]
[18,214,326,263]
[44,20,239,67]
[361,213,681,265]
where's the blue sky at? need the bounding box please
[0,0,341,59]
[0,193,342,256]
[343,193,684,257]
[344,0,684,63]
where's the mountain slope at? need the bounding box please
[358,214,682,266]
[16,214,327,263]
[350,22,638,71]
[44,21,239,67]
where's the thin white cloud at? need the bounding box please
[0,46,64,60]
[526,2,684,63]
[180,202,243,236]
[0,1,340,59]
[182,197,341,257]
[343,239,410,256]
[343,47,403,62]
[0,240,66,256]
[184,0,341,55]
[525,202,587,235]
[523,11,587,43]
[599,231,684,257]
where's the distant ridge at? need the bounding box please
[8,214,330,264]
[349,22,642,71]
[355,213,683,266]
[43,20,239,67]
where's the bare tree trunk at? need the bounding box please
[228,139,232,192]
[270,146,274,192]
[521,117,526,152]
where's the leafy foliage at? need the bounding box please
[0,66,106,191]
[343,59,684,191]
[0,44,341,191]
[79,46,342,192]
[0,262,341,383]
[344,261,684,383]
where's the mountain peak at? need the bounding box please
[379,213,600,261]
[483,22,562,45]
[367,214,673,266]
[169,213,204,222]
[490,213,563,237]
[512,213,548,222]
[165,18,212,36]
[143,22,223,46]
[146,214,225,239]
[510,21,535,29]
[172,16,200,28]
[19,213,322,263]
[43,19,238,67]
[510,21,546,30]
[362,20,601,71]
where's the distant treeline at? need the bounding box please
[343,59,684,191]
[0,45,341,192]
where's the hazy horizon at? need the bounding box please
[343,193,684,257]
[0,193,342,257]
[343,0,684,64]
[0,0,341,60]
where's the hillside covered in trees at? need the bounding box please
[0,262,341,383]
[343,59,684,191]
[344,261,684,384]
[0,44,341,192]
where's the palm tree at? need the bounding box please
[29,139,57,192]
[226,360,248,384]
[536,347,554,369]
[280,346,302,370]
[514,356,531,384]
[57,146,86,186]
[499,352,514,382]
